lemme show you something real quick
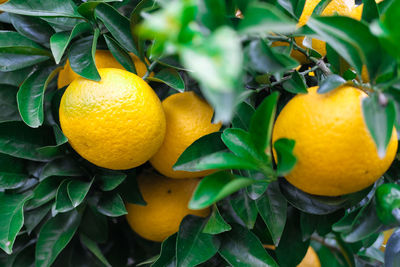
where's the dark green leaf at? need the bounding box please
[96,3,138,55]
[55,179,74,213]
[256,182,287,246]
[9,14,54,44]
[80,204,108,244]
[176,215,219,267]
[80,234,112,267]
[385,229,400,267]
[17,66,60,128]
[203,206,231,235]
[40,157,84,181]
[0,0,82,18]
[278,0,306,19]
[35,210,82,267]
[198,0,228,31]
[25,177,63,210]
[117,172,145,205]
[147,68,185,92]
[189,171,256,209]
[0,153,28,190]
[0,67,33,87]
[96,172,127,191]
[362,0,380,23]
[0,85,21,123]
[317,74,346,94]
[68,30,100,81]
[282,71,308,94]
[239,2,297,34]
[232,101,255,131]
[231,193,258,229]
[24,203,52,235]
[50,22,92,64]
[0,192,32,254]
[362,93,395,158]
[219,224,278,267]
[97,193,127,217]
[104,34,136,74]
[151,234,177,267]
[67,179,92,208]
[273,138,297,176]
[249,92,279,153]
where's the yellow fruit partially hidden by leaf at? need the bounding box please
[57,50,148,88]
[272,86,398,196]
[150,91,222,179]
[59,68,166,170]
[298,247,321,267]
[381,228,395,251]
[125,172,210,242]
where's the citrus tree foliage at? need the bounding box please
[0,0,400,266]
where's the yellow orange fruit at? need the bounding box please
[381,228,395,251]
[59,68,166,170]
[272,86,398,196]
[57,50,148,88]
[298,247,321,267]
[150,91,222,179]
[125,172,210,242]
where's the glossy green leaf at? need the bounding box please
[317,74,346,94]
[219,224,278,267]
[203,206,231,235]
[278,0,306,19]
[249,91,279,153]
[25,177,63,211]
[362,0,380,23]
[239,2,297,35]
[40,157,84,181]
[176,215,219,267]
[24,203,52,235]
[68,30,100,81]
[0,85,21,123]
[0,0,82,18]
[104,34,136,73]
[9,14,55,45]
[67,179,92,208]
[35,210,82,267]
[256,182,287,246]
[117,172,145,205]
[80,234,111,267]
[50,22,92,64]
[0,192,32,254]
[189,171,256,209]
[55,179,74,213]
[273,138,297,176]
[79,204,108,244]
[17,66,60,128]
[97,193,127,217]
[152,234,177,267]
[0,67,33,87]
[96,172,127,191]
[282,71,308,94]
[0,153,28,190]
[385,229,400,267]
[232,102,255,131]
[230,193,258,229]
[147,68,185,92]
[362,93,395,158]
[95,3,138,55]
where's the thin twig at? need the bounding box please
[143,61,158,80]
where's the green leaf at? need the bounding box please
[0,85,21,123]
[0,153,28,190]
[0,0,82,18]
[385,229,400,267]
[249,91,279,153]
[273,138,297,176]
[232,102,255,131]
[40,157,84,181]
[278,0,306,19]
[50,22,92,64]
[0,192,32,254]
[230,193,258,229]
[198,0,228,31]
[147,68,185,92]
[95,3,138,55]
[151,234,177,267]
[176,215,219,267]
[0,31,50,71]
[25,177,63,210]
[282,71,308,94]
[202,206,231,235]
[55,179,74,213]
[80,234,112,267]
[67,179,92,208]
[189,171,256,209]
[97,193,127,217]
[0,67,33,87]
[362,93,395,158]
[219,224,279,267]
[79,204,108,244]
[317,74,346,94]
[9,14,55,45]
[35,210,82,267]
[17,66,60,128]
[362,0,380,23]
[68,30,100,81]
[0,122,61,161]
[239,2,297,35]
[96,172,127,191]
[104,34,137,74]
[117,172,145,205]
[256,181,287,246]
[24,203,52,235]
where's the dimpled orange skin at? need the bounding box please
[272,86,398,196]
[59,68,166,170]
[150,92,222,179]
[125,172,210,242]
[297,247,321,267]
[57,50,149,88]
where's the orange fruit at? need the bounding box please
[125,172,210,242]
[298,247,321,267]
[59,68,166,170]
